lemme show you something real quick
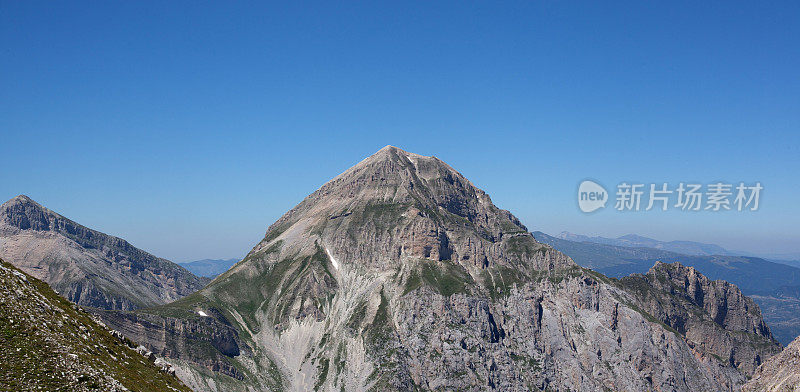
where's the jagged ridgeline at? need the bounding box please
[0,195,207,311]
[99,146,781,392]
[0,259,191,392]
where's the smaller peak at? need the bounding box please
[651,260,666,269]
[1,195,53,231]
[648,261,693,275]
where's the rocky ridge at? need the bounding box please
[618,261,780,376]
[0,195,207,310]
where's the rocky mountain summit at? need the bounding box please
[0,258,191,391]
[745,335,800,392]
[99,146,780,391]
[0,195,206,310]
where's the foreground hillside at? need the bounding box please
[99,146,780,391]
[0,195,207,310]
[0,258,191,392]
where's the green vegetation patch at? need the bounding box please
[313,357,330,391]
[402,269,422,295]
[510,352,541,372]
[481,266,526,299]
[505,236,545,257]
[419,260,474,297]
[346,203,410,235]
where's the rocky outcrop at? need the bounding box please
[745,335,800,392]
[0,195,207,310]
[618,261,781,376]
[0,258,191,391]
[102,146,780,391]
[95,306,250,380]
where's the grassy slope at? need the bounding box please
[0,259,192,392]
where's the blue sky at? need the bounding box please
[1,1,798,261]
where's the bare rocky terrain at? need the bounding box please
[0,195,207,310]
[535,230,800,346]
[745,335,800,392]
[97,146,782,391]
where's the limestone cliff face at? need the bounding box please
[96,307,249,381]
[619,261,780,376]
[745,335,800,392]
[101,146,780,392]
[0,195,206,310]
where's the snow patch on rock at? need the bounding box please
[325,247,339,271]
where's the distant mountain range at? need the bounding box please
[556,231,732,255]
[556,231,800,267]
[178,258,239,278]
[536,231,800,346]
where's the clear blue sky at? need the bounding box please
[2,1,798,261]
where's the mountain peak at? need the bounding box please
[349,145,428,172]
[7,194,34,203]
[2,194,41,210]
[618,233,655,242]
[249,146,554,273]
[647,260,700,279]
[623,261,780,376]
[378,144,401,153]
[1,195,52,232]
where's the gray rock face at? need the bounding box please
[535,230,800,346]
[102,146,780,391]
[96,308,249,381]
[0,195,206,310]
[745,335,800,392]
[619,262,781,376]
